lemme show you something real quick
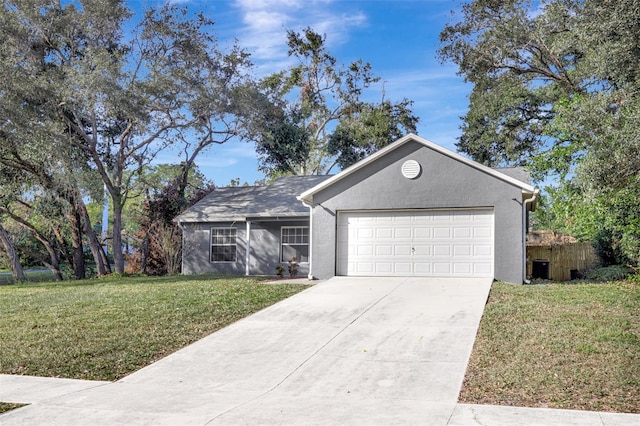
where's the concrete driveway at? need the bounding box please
[3,276,638,425]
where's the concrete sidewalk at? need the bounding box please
[1,277,638,425]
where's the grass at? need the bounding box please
[0,274,309,381]
[460,280,640,413]
[0,269,55,285]
[0,403,27,414]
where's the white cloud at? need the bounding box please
[232,0,367,75]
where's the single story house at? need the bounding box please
[176,134,538,283]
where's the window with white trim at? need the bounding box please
[281,226,309,263]
[210,227,237,262]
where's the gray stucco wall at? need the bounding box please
[181,220,310,277]
[309,141,526,283]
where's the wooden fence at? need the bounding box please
[526,242,599,281]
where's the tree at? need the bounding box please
[252,27,418,177]
[124,164,211,275]
[0,222,25,282]
[0,127,110,278]
[439,0,640,266]
[438,0,585,169]
[2,1,253,274]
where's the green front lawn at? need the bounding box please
[0,275,308,381]
[460,280,640,413]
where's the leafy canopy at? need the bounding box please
[252,27,418,177]
[1,0,255,274]
[439,0,640,265]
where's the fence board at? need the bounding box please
[526,242,599,281]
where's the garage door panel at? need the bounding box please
[474,263,492,275]
[454,263,472,274]
[394,228,412,239]
[376,228,393,239]
[433,263,451,274]
[395,245,413,256]
[413,227,432,239]
[337,209,494,277]
[433,245,451,256]
[433,227,451,238]
[454,227,472,238]
[357,245,374,256]
[356,262,374,274]
[375,263,393,274]
[474,227,492,238]
[453,245,472,256]
[413,245,430,256]
[394,263,412,274]
[414,263,432,274]
[357,228,375,239]
[376,245,393,256]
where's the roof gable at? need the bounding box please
[299,134,536,203]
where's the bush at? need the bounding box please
[592,228,629,266]
[584,265,634,282]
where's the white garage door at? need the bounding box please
[336,209,494,277]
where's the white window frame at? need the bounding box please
[210,227,237,263]
[280,226,309,263]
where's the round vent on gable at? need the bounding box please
[401,160,421,179]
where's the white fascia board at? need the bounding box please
[299,134,536,203]
[176,216,247,224]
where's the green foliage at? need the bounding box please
[584,266,635,282]
[439,0,584,167]
[441,0,640,266]
[254,110,311,176]
[1,1,253,275]
[592,229,628,267]
[252,27,418,177]
[327,99,418,169]
[534,182,640,267]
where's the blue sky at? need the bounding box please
[153,0,470,186]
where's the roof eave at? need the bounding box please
[175,211,310,224]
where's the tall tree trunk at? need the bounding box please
[0,223,26,282]
[51,224,72,267]
[112,199,125,274]
[76,196,111,276]
[140,232,150,274]
[176,158,194,201]
[68,207,86,280]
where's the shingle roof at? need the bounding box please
[175,175,332,223]
[493,167,532,185]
